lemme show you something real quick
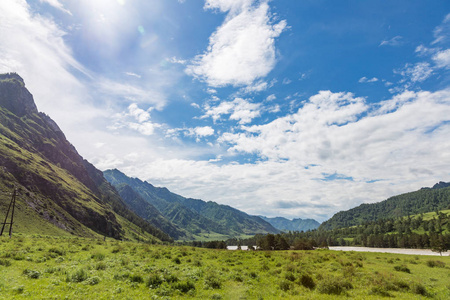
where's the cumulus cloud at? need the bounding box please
[126,89,448,220]
[193,126,215,137]
[203,97,262,124]
[109,103,159,136]
[186,0,286,87]
[433,49,450,69]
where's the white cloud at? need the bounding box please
[265,94,276,101]
[395,62,433,84]
[109,103,159,136]
[97,78,166,109]
[193,126,215,137]
[433,49,450,69]
[186,0,286,87]
[123,86,450,220]
[380,36,403,47]
[415,45,438,57]
[432,13,450,45]
[203,97,262,124]
[40,0,72,15]
[359,76,378,83]
[124,72,141,78]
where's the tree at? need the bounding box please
[431,234,448,256]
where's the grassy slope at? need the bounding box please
[0,235,449,299]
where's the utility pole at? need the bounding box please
[1,187,17,238]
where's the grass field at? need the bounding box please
[0,235,449,299]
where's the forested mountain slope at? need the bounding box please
[260,216,320,232]
[320,182,450,230]
[104,169,279,239]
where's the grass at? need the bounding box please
[0,235,449,299]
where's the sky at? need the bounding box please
[1,0,450,222]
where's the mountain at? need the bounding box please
[0,73,170,241]
[103,169,279,239]
[259,216,320,232]
[320,182,450,230]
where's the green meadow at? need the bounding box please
[0,235,449,299]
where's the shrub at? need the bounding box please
[91,252,105,261]
[299,274,316,290]
[0,259,11,267]
[95,262,106,270]
[68,269,88,283]
[204,272,222,289]
[173,257,181,264]
[279,280,293,291]
[426,260,446,268]
[394,265,410,273]
[85,276,100,285]
[369,286,392,297]
[317,277,353,295]
[48,247,65,256]
[130,274,144,283]
[173,280,195,293]
[147,274,163,288]
[23,269,40,279]
[412,283,428,296]
[285,272,296,282]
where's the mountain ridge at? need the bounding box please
[103,168,279,240]
[320,182,450,231]
[259,216,320,232]
[0,73,170,241]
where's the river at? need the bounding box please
[329,246,449,256]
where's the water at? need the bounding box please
[329,246,449,256]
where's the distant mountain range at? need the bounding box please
[259,216,320,232]
[320,182,450,230]
[104,169,279,240]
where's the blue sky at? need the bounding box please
[1,0,450,222]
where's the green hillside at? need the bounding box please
[320,183,450,230]
[0,73,169,242]
[260,216,320,232]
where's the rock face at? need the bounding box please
[0,73,170,241]
[0,73,37,117]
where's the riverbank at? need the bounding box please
[329,246,449,256]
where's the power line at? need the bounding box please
[0,187,17,238]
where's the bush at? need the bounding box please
[426,260,446,268]
[394,265,411,273]
[130,274,144,283]
[0,259,11,267]
[369,286,392,297]
[317,277,353,295]
[412,283,428,296]
[68,269,88,283]
[91,252,105,261]
[204,272,222,289]
[23,269,40,279]
[285,272,296,282]
[299,274,316,290]
[48,247,65,256]
[147,274,163,288]
[173,280,195,293]
[85,276,100,285]
[279,279,293,291]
